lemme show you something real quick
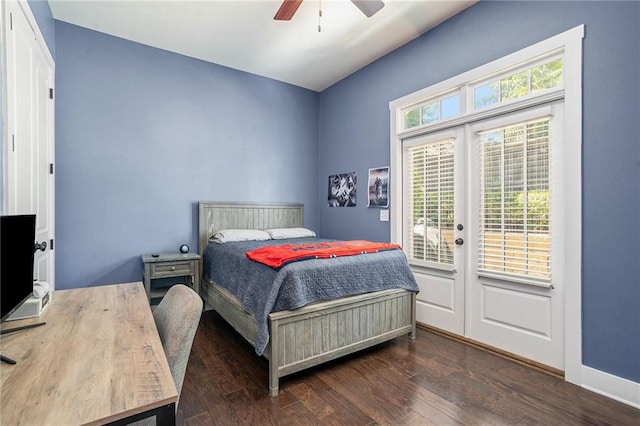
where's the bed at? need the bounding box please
[198,201,417,396]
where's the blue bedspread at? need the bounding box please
[203,237,419,355]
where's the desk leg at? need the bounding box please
[154,403,176,426]
[106,402,175,426]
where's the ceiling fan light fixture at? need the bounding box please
[275,0,385,22]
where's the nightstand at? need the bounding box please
[141,252,200,304]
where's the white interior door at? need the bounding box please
[403,128,465,335]
[4,1,55,289]
[467,104,565,370]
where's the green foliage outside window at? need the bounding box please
[475,58,563,109]
[405,109,420,128]
[482,189,549,233]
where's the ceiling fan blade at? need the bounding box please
[351,0,385,18]
[274,0,304,21]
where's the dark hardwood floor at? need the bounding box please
[177,311,639,425]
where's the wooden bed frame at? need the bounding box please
[198,201,416,396]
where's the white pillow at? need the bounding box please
[211,229,271,244]
[265,227,316,240]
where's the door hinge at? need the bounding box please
[49,88,54,99]
[50,239,54,250]
[12,135,15,152]
[49,163,54,175]
[10,13,12,31]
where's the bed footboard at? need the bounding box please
[268,289,415,395]
[201,281,416,396]
[202,282,416,396]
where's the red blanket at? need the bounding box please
[246,240,401,269]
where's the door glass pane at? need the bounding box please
[407,139,455,265]
[478,118,551,280]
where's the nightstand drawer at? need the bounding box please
[141,252,201,304]
[151,261,195,277]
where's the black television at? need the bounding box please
[1,214,36,321]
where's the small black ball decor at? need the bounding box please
[179,244,190,254]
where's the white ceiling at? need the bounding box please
[49,0,476,92]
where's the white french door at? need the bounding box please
[402,104,565,370]
[403,127,466,335]
[467,103,565,369]
[392,25,583,380]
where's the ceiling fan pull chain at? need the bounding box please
[318,0,322,32]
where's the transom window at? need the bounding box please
[403,92,461,130]
[400,53,563,131]
[473,57,563,110]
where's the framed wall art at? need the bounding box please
[367,166,389,208]
[328,172,357,207]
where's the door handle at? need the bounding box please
[34,241,47,252]
[454,238,464,246]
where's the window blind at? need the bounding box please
[478,118,551,282]
[406,139,455,266]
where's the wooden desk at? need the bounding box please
[0,282,178,425]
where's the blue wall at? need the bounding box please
[318,1,640,382]
[55,22,319,289]
[27,0,55,58]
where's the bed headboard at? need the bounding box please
[198,202,304,257]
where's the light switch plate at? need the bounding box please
[380,210,389,222]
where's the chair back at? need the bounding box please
[153,284,203,400]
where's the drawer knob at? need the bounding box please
[170,266,176,271]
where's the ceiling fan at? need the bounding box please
[274,0,385,21]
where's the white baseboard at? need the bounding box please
[581,365,640,409]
